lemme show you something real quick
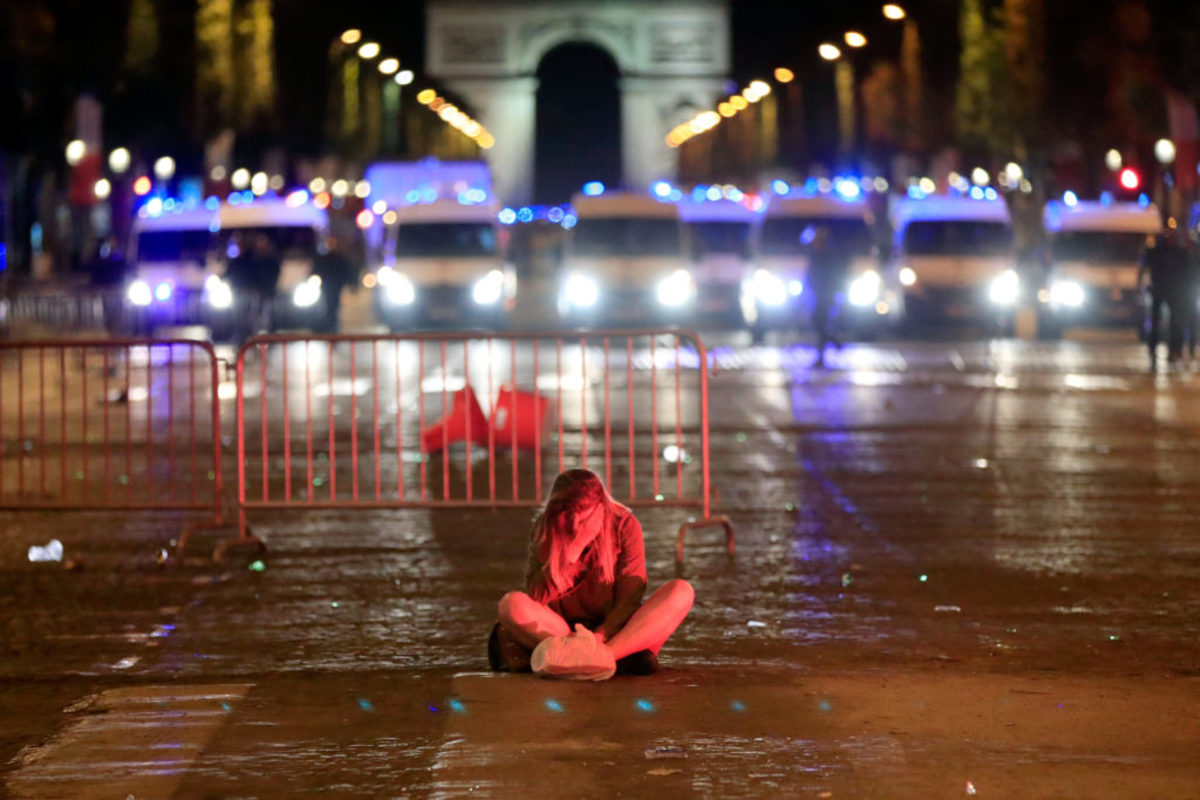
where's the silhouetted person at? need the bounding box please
[89,236,126,287]
[312,236,357,333]
[227,233,281,324]
[806,226,850,368]
[1139,229,1191,369]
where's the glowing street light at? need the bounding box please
[108,147,131,173]
[357,42,380,59]
[844,31,867,48]
[65,139,86,166]
[94,178,111,200]
[883,4,906,20]
[818,43,841,61]
[395,69,414,86]
[1154,138,1176,165]
[340,29,362,45]
[774,67,795,83]
[378,57,399,75]
[153,156,175,180]
[231,168,250,189]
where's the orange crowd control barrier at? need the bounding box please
[223,329,732,562]
[0,339,226,541]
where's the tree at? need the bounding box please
[1003,0,1045,161]
[954,0,1007,156]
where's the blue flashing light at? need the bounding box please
[1100,191,1114,206]
[0,243,7,272]
[771,179,790,196]
[651,181,672,198]
[968,186,985,200]
[1063,190,1078,207]
[163,198,177,212]
[547,206,564,223]
[562,213,578,229]
[833,177,861,200]
[420,187,437,203]
[725,186,744,202]
[145,197,164,216]
[228,192,242,205]
[205,196,220,211]
[517,206,534,223]
[705,186,722,201]
[691,186,708,202]
[154,282,173,302]
[1137,193,1150,208]
[582,181,605,196]
[405,189,420,204]
[242,190,254,203]
[804,177,820,194]
[984,187,998,201]
[906,185,926,199]
[668,188,683,202]
[498,207,517,225]
[208,220,220,233]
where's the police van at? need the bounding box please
[1037,196,1161,337]
[557,186,692,325]
[365,160,515,330]
[888,191,1019,331]
[751,184,892,339]
[125,195,328,338]
[676,192,760,328]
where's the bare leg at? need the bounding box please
[498,591,571,650]
[606,579,694,660]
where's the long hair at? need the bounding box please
[530,469,616,601]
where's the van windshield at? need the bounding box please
[760,217,872,256]
[1051,231,1148,263]
[687,221,751,258]
[903,220,1013,256]
[136,230,211,263]
[573,218,681,257]
[395,223,496,257]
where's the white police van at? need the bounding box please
[557,184,692,326]
[888,191,1019,331]
[1037,195,1161,337]
[676,190,760,328]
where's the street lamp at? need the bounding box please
[340,28,362,45]
[1104,148,1123,171]
[883,4,906,20]
[108,147,131,173]
[357,41,380,60]
[396,69,414,86]
[844,31,867,48]
[153,156,175,181]
[1155,138,1176,165]
[65,140,86,166]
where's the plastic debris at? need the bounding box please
[966,780,977,795]
[647,767,682,776]
[248,560,266,572]
[746,620,767,628]
[28,539,63,563]
[113,656,140,669]
[358,698,374,711]
[841,573,853,588]
[644,745,687,759]
[919,574,928,582]
[935,605,962,613]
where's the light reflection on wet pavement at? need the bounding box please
[3,337,1200,796]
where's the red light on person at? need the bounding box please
[1118,168,1140,190]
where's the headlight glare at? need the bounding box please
[292,275,322,308]
[205,274,234,309]
[848,270,882,307]
[564,273,599,308]
[752,269,788,306]
[988,269,1020,306]
[656,269,696,307]
[899,267,917,287]
[1049,280,1085,308]
[384,273,415,305]
[127,280,152,307]
[472,269,505,305]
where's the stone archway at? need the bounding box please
[426,0,730,204]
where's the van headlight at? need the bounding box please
[1049,280,1085,308]
[204,274,234,309]
[383,273,415,305]
[988,270,1020,306]
[751,269,787,306]
[127,279,152,307]
[848,270,882,307]
[899,267,917,287]
[472,269,505,306]
[564,273,599,308]
[656,269,696,307]
[292,275,322,308]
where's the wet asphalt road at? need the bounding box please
[3,332,1200,797]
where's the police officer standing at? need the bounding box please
[806,226,850,368]
[1138,223,1192,370]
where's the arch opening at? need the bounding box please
[534,43,622,205]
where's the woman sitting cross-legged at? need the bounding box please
[489,468,694,680]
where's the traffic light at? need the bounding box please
[1118,168,1140,191]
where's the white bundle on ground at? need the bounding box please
[531,624,616,681]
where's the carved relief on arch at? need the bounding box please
[518,16,636,74]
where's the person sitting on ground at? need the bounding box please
[489,468,694,679]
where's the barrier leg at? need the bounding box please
[675,515,735,566]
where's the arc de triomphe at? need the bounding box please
[426,0,729,204]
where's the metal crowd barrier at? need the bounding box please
[219,329,732,562]
[0,338,226,541]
